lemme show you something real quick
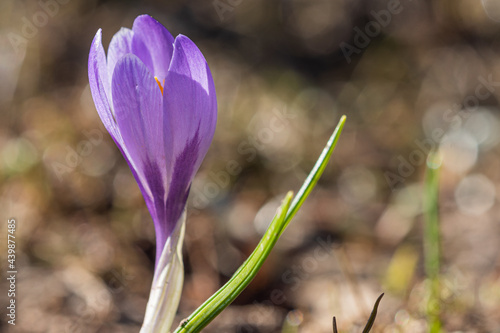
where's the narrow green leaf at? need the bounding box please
[361,293,384,333]
[174,191,293,333]
[281,115,346,236]
[424,151,442,333]
[173,115,346,333]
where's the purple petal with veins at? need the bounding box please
[88,14,217,266]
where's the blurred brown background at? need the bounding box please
[2,0,500,332]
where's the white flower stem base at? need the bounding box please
[141,210,186,333]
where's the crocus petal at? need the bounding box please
[163,132,197,242]
[112,54,168,215]
[164,34,217,176]
[155,35,217,255]
[88,29,121,143]
[132,14,175,82]
[89,29,155,223]
[107,27,134,85]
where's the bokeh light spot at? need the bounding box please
[455,174,496,216]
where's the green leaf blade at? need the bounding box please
[282,115,346,235]
[173,115,346,333]
[174,191,293,333]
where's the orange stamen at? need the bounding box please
[154,76,164,95]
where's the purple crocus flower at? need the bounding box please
[88,14,217,332]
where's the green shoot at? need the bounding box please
[332,293,384,333]
[362,293,384,333]
[424,151,442,333]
